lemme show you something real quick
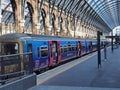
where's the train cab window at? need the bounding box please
[41,46,48,57]
[0,42,19,55]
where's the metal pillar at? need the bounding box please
[0,0,1,20]
[0,0,2,35]
[104,44,107,60]
[74,18,76,38]
[97,31,101,69]
[111,31,114,52]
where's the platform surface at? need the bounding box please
[29,47,120,90]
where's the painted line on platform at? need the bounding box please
[37,52,97,85]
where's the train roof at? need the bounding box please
[0,33,30,40]
[0,33,96,41]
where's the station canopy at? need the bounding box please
[50,0,120,32]
[87,0,120,31]
[49,0,110,32]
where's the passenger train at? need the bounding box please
[0,33,108,73]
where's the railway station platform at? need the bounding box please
[29,46,120,90]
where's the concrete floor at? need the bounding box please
[29,46,120,90]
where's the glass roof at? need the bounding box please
[86,0,120,30]
[52,0,112,32]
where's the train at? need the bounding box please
[0,33,108,73]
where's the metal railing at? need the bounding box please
[0,52,33,84]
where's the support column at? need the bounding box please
[111,31,114,52]
[1,22,5,35]
[8,23,11,33]
[11,0,25,33]
[0,15,2,35]
[9,23,13,33]
[27,0,40,34]
[0,0,2,35]
[55,8,59,36]
[97,31,102,69]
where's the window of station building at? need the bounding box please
[1,42,19,55]
[41,46,48,57]
[64,45,68,52]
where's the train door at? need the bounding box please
[57,41,61,64]
[49,41,53,66]
[52,41,58,65]
[24,44,33,74]
[77,41,81,56]
[49,41,60,66]
[89,41,92,52]
[79,41,82,56]
[77,41,79,56]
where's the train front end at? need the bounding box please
[0,34,26,77]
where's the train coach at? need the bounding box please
[0,33,107,73]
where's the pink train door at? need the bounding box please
[57,41,61,64]
[48,41,53,66]
[79,41,82,56]
[77,41,81,56]
[49,41,61,66]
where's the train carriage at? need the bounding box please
[60,40,77,62]
[0,33,108,73]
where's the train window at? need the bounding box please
[64,45,68,52]
[41,46,48,57]
[75,45,77,50]
[0,43,1,54]
[60,46,64,53]
[72,45,77,51]
[72,45,75,51]
[68,45,72,51]
[82,45,85,49]
[1,42,19,55]
[37,47,40,58]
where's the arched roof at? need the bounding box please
[48,0,112,32]
[2,0,120,33]
[87,0,120,30]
